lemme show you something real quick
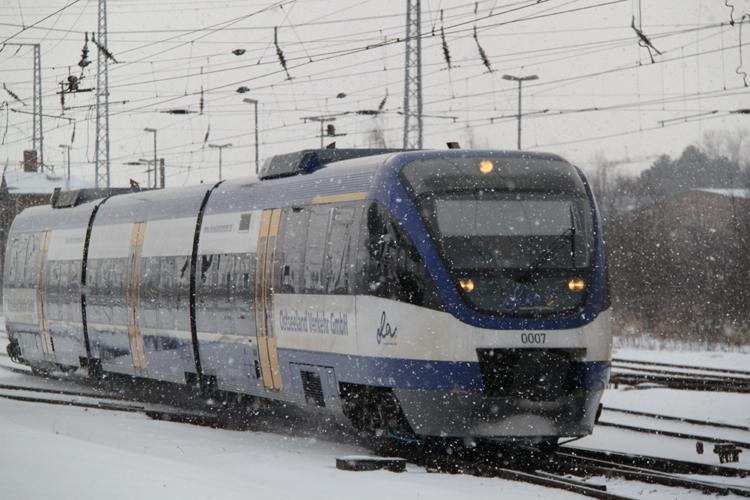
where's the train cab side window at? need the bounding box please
[357,201,445,311]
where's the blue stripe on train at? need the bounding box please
[278,347,611,393]
[367,150,608,331]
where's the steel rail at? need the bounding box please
[595,420,750,449]
[603,406,750,431]
[612,358,750,377]
[559,447,750,477]
[556,449,750,497]
[416,453,638,500]
[612,365,750,383]
[609,373,750,393]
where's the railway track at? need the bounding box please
[610,358,750,392]
[597,406,750,448]
[5,348,750,499]
[554,447,750,497]
[5,374,750,500]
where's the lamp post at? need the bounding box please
[242,98,259,174]
[59,144,71,191]
[502,74,538,150]
[143,128,158,188]
[209,143,232,180]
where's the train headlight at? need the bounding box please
[568,278,585,292]
[479,160,494,174]
[459,279,475,292]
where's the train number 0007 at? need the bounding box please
[521,333,546,344]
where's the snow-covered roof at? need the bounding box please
[2,171,94,195]
[695,188,750,199]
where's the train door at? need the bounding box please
[255,208,283,389]
[36,231,55,361]
[127,222,148,377]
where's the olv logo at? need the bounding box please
[376,311,398,344]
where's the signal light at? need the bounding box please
[479,160,494,174]
[568,279,585,292]
[459,279,475,292]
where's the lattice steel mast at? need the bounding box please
[403,0,422,149]
[4,43,43,170]
[95,0,110,188]
[33,44,43,171]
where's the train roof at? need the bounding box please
[9,148,570,233]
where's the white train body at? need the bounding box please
[4,149,612,442]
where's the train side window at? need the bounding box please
[217,252,234,305]
[99,258,112,300]
[236,253,256,336]
[278,206,309,293]
[304,206,330,294]
[112,258,127,325]
[175,255,189,311]
[22,233,39,289]
[86,259,99,302]
[325,204,357,294]
[47,260,61,320]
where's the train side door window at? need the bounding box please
[304,206,330,294]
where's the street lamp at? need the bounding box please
[242,98,259,174]
[59,144,71,191]
[209,143,232,180]
[143,128,159,188]
[502,74,538,150]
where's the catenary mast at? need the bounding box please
[403,0,422,149]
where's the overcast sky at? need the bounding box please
[1,0,750,188]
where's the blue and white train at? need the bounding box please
[3,148,612,446]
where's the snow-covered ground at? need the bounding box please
[2,328,750,499]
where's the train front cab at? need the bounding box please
[362,151,613,441]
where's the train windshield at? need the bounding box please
[399,156,596,318]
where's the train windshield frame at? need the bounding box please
[399,156,596,318]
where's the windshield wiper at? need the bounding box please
[520,225,575,282]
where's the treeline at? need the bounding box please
[594,133,750,344]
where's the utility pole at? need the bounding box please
[59,144,71,190]
[403,0,422,149]
[209,143,232,180]
[502,74,538,150]
[302,116,337,148]
[144,128,157,188]
[242,98,259,174]
[95,0,110,188]
[4,43,43,170]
